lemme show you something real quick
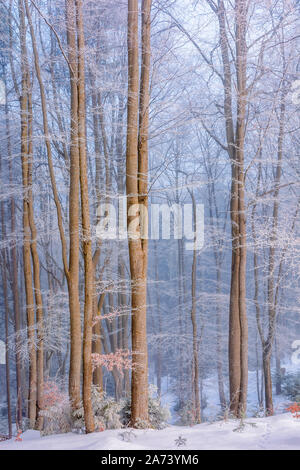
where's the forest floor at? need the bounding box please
[1,413,299,450]
[159,367,294,424]
[1,363,299,450]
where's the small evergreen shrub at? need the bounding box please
[281,371,300,401]
[40,383,170,435]
[73,386,123,432]
[176,400,197,426]
[121,385,170,429]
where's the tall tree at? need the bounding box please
[206,0,249,416]
[76,0,95,433]
[126,0,152,426]
[65,0,82,411]
[18,0,37,428]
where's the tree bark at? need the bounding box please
[189,190,201,424]
[65,0,82,411]
[26,86,44,430]
[214,0,249,416]
[18,0,37,428]
[75,0,95,433]
[5,64,23,428]
[126,0,152,426]
[0,164,12,438]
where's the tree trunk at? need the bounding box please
[0,173,12,438]
[190,191,201,424]
[75,0,95,433]
[126,0,152,426]
[263,351,273,416]
[65,0,82,411]
[264,66,286,415]
[6,67,23,428]
[26,87,44,431]
[216,269,226,410]
[275,330,282,395]
[154,242,162,398]
[18,0,37,428]
[216,0,249,416]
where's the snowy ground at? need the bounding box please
[1,363,299,450]
[159,367,294,424]
[1,413,299,450]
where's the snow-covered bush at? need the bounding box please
[176,400,197,426]
[281,371,300,401]
[40,381,72,436]
[286,403,300,419]
[175,435,187,447]
[73,386,122,432]
[148,386,171,429]
[121,385,170,429]
[119,429,137,442]
[41,383,169,434]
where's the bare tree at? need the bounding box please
[126,0,152,426]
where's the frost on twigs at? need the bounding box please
[92,349,132,375]
[176,400,200,427]
[119,429,137,442]
[121,385,170,430]
[175,435,187,448]
[233,416,257,433]
[39,380,72,436]
[8,291,70,364]
[72,387,123,433]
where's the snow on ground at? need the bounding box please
[1,363,298,450]
[203,369,290,420]
[158,362,299,423]
[1,413,299,450]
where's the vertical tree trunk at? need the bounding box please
[177,236,185,407]
[275,329,282,395]
[90,68,104,394]
[18,0,37,428]
[264,62,286,415]
[126,0,152,426]
[255,337,263,408]
[4,268,12,438]
[216,268,226,410]
[75,0,95,433]
[233,0,248,416]
[5,66,23,428]
[154,241,162,398]
[215,0,249,416]
[206,163,227,410]
[263,351,273,416]
[92,320,103,392]
[119,261,131,397]
[26,87,44,430]
[65,0,82,411]
[0,166,12,438]
[189,191,201,424]
[116,95,130,398]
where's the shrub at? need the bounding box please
[281,371,300,401]
[121,385,170,429]
[176,400,197,426]
[40,381,72,436]
[73,386,122,432]
[175,395,207,426]
[286,403,300,419]
[40,383,170,435]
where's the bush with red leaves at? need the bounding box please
[286,403,300,419]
